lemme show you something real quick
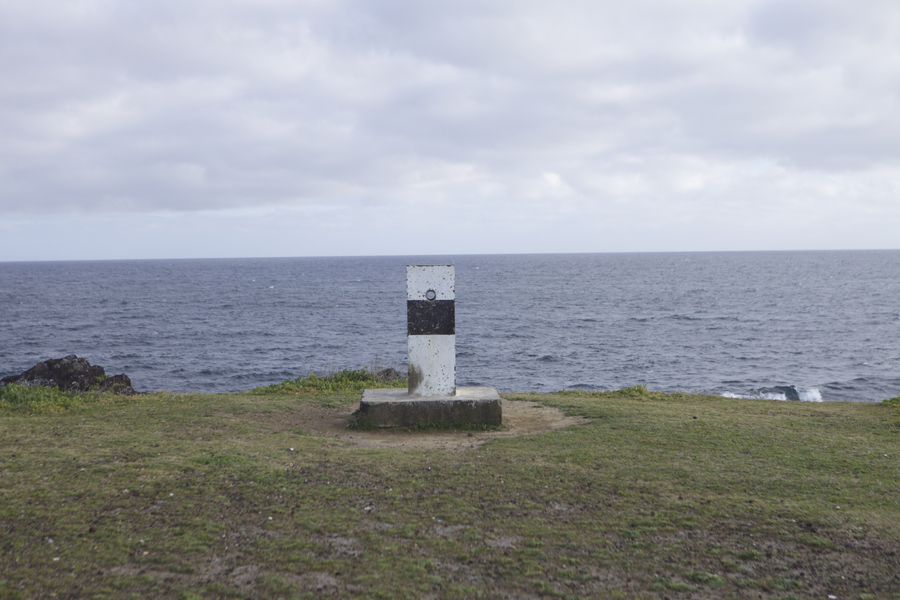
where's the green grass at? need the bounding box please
[249,368,406,395]
[884,396,900,407]
[1,381,899,598]
[0,383,129,414]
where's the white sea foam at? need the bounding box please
[720,387,822,402]
[797,387,823,402]
[720,391,788,400]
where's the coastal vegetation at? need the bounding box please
[1,376,898,598]
[0,383,121,414]
[250,369,406,396]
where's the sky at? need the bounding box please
[1,0,898,261]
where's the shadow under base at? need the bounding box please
[357,387,502,428]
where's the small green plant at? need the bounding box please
[91,373,110,387]
[795,532,830,548]
[882,396,900,407]
[617,384,651,398]
[649,578,695,592]
[722,560,747,573]
[737,549,761,561]
[683,570,725,586]
[770,578,803,591]
[0,384,90,413]
[251,369,406,395]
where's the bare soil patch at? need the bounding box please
[249,398,587,450]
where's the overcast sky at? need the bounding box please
[1,0,898,261]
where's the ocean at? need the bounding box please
[1,251,898,402]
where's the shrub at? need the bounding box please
[250,369,406,395]
[0,384,89,413]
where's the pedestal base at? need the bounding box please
[358,387,502,428]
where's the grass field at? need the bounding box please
[1,377,899,599]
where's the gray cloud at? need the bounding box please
[1,0,898,257]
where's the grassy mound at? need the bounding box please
[250,368,407,395]
[0,384,123,414]
[2,385,899,598]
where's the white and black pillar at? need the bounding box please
[407,265,455,396]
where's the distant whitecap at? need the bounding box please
[720,385,822,402]
[797,387,823,402]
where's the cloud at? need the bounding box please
[0,0,898,257]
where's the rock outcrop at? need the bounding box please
[94,373,137,396]
[772,385,801,401]
[375,367,403,383]
[0,355,137,395]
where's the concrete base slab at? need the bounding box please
[358,387,502,428]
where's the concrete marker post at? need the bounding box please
[357,264,502,428]
[406,265,455,396]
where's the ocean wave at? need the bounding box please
[721,386,823,402]
[3,252,898,398]
[796,388,823,402]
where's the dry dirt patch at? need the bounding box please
[251,398,587,450]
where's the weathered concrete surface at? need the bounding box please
[358,387,501,428]
[406,265,454,300]
[407,335,456,396]
[407,265,456,397]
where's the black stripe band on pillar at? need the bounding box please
[407,300,455,336]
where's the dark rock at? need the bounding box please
[375,367,403,382]
[773,385,800,401]
[0,355,138,395]
[95,373,137,396]
[1,355,104,391]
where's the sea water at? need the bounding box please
[1,251,898,402]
